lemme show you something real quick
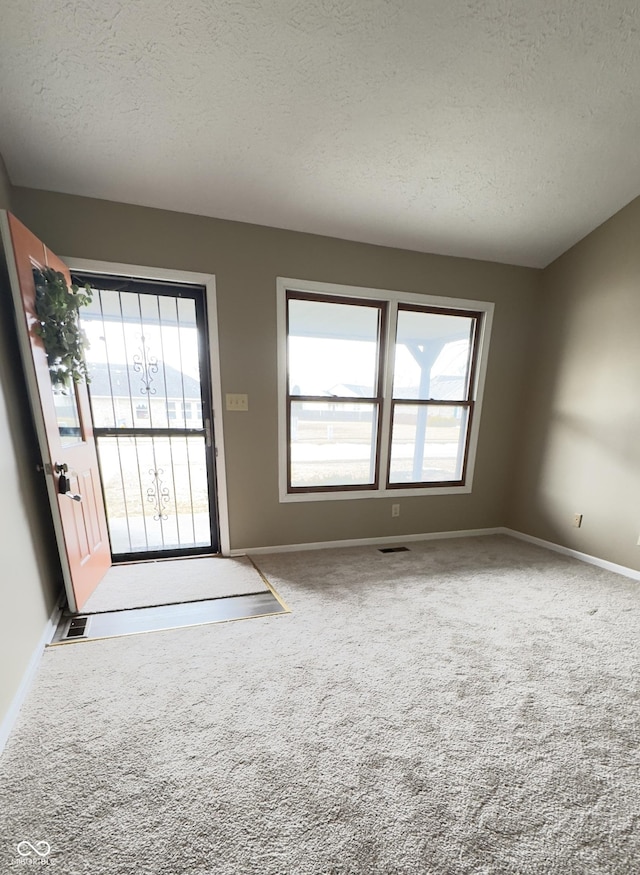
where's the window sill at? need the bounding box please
[279,484,473,502]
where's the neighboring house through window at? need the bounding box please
[277,278,494,501]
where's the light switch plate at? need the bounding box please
[226,393,249,411]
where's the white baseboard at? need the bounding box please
[501,527,640,583]
[229,527,504,556]
[0,594,64,756]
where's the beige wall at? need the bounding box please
[13,187,539,549]
[0,163,62,730]
[510,195,640,571]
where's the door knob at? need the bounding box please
[55,463,82,502]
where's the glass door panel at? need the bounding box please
[78,276,218,560]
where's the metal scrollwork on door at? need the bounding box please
[147,468,170,521]
[133,334,159,395]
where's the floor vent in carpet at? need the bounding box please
[378,546,410,553]
[64,616,89,639]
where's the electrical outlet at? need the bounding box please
[573,513,583,528]
[225,393,249,412]
[392,503,400,518]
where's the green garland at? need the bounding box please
[33,268,93,387]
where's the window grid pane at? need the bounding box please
[388,403,470,485]
[287,296,384,399]
[289,400,379,489]
[286,292,385,491]
[393,308,477,402]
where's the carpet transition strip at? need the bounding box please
[50,591,287,645]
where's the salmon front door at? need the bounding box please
[1,211,111,612]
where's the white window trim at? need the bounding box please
[277,277,494,503]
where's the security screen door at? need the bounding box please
[76,272,219,561]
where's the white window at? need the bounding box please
[277,278,494,502]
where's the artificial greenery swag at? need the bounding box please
[33,267,93,387]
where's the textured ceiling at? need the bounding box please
[2,1,640,267]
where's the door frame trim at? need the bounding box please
[63,257,231,556]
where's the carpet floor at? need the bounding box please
[1,535,639,874]
[81,555,268,613]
